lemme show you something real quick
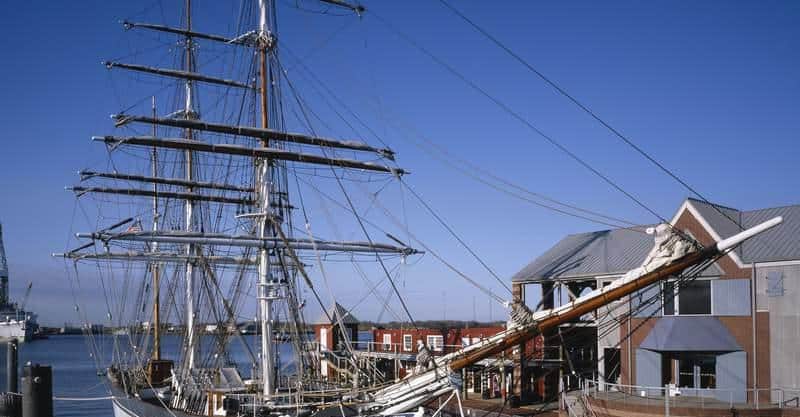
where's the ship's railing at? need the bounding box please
[224,384,352,411]
[581,378,800,410]
[0,308,26,323]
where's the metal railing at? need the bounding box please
[581,378,800,411]
[349,341,466,355]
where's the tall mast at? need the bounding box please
[151,96,161,361]
[257,0,276,398]
[183,0,197,370]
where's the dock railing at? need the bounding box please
[581,378,800,412]
[350,341,467,356]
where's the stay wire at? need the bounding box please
[356,181,508,306]
[400,178,512,295]
[281,43,638,230]
[437,0,744,232]
[369,11,669,225]
[278,56,419,328]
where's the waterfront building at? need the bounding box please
[512,197,800,405]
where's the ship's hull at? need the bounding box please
[110,382,425,417]
[112,396,195,417]
[0,319,33,342]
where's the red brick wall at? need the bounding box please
[313,324,334,350]
[372,326,505,353]
[673,207,750,279]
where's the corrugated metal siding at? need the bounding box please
[741,205,800,263]
[712,279,751,316]
[635,349,661,388]
[762,264,800,394]
[716,351,747,403]
[689,199,743,243]
[511,227,654,282]
[632,284,661,318]
[511,199,800,285]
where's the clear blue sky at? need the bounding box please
[0,1,797,326]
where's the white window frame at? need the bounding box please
[320,327,328,351]
[382,333,392,351]
[427,335,444,352]
[403,334,412,352]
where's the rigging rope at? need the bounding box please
[399,179,512,295]
[277,55,419,328]
[369,11,670,226]
[436,0,747,233]
[281,44,643,230]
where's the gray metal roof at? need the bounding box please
[512,198,800,283]
[511,226,654,282]
[640,316,742,352]
[314,302,359,325]
[688,198,800,263]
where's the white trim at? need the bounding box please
[427,335,444,352]
[754,259,800,267]
[593,274,624,281]
[670,200,747,268]
[320,327,328,351]
[402,334,413,352]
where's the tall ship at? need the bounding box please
[55,1,785,417]
[0,223,38,342]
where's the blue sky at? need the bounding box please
[0,1,797,326]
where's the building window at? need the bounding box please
[427,335,444,352]
[382,334,392,351]
[663,280,711,315]
[680,281,711,315]
[403,334,412,351]
[663,281,675,315]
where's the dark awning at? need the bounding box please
[640,316,742,352]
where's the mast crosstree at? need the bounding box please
[54,1,783,417]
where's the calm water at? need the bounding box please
[0,331,374,417]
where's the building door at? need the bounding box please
[678,354,716,394]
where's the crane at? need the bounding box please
[19,282,32,311]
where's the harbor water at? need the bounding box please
[0,332,373,417]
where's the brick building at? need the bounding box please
[372,326,512,396]
[511,198,800,404]
[313,302,359,379]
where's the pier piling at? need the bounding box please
[6,341,17,394]
[21,364,52,417]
